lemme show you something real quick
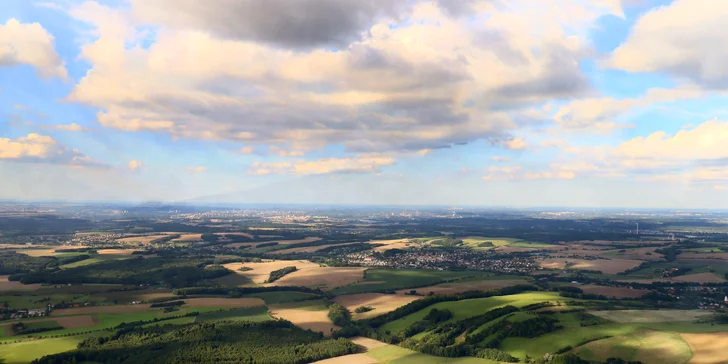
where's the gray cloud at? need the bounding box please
[132,0,415,49]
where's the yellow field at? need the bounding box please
[333,293,419,319]
[223,260,365,290]
[170,233,203,242]
[681,332,728,364]
[268,301,339,336]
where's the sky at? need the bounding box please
[3,0,728,208]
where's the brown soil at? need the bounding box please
[223,261,364,290]
[0,275,42,291]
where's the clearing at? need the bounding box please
[333,293,420,319]
[589,310,711,323]
[681,332,728,364]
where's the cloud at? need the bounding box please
[64,0,619,157]
[0,133,102,167]
[186,166,206,173]
[239,146,255,155]
[503,137,528,150]
[553,85,705,131]
[128,160,143,171]
[268,145,304,157]
[55,123,88,131]
[715,185,726,190]
[605,0,728,88]
[248,155,396,175]
[482,164,577,181]
[0,18,67,79]
[491,156,509,162]
[130,0,415,50]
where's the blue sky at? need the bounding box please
[3,0,728,207]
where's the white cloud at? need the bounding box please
[606,0,728,88]
[186,166,206,173]
[128,160,143,171]
[63,0,621,157]
[503,137,528,150]
[0,18,67,79]
[239,146,255,155]
[491,156,509,162]
[55,123,87,131]
[268,145,304,157]
[248,155,396,175]
[0,133,102,167]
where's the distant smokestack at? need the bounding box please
[636,223,639,235]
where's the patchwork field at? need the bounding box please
[182,297,265,308]
[330,269,488,296]
[574,330,692,364]
[268,300,339,336]
[589,310,710,323]
[678,252,728,260]
[333,293,420,319]
[619,272,726,284]
[681,332,728,364]
[540,257,643,274]
[170,233,203,242]
[395,277,529,295]
[223,260,321,284]
[369,239,415,252]
[577,285,649,298]
[96,249,139,255]
[270,242,360,254]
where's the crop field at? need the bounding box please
[270,242,360,254]
[222,260,321,284]
[460,237,517,250]
[574,330,692,364]
[268,300,339,336]
[589,310,711,323]
[313,337,492,364]
[578,285,649,298]
[380,292,565,333]
[0,332,109,364]
[681,332,728,364]
[210,272,254,287]
[333,293,420,319]
[182,297,265,308]
[0,275,41,291]
[539,257,643,274]
[96,249,139,255]
[170,233,203,242]
[242,291,320,304]
[395,276,529,295]
[330,269,487,295]
[195,306,271,322]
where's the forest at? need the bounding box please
[32,320,357,364]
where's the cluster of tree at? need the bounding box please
[149,300,185,308]
[328,304,352,327]
[655,246,682,262]
[423,308,452,323]
[11,322,62,336]
[431,238,464,247]
[0,252,56,275]
[477,241,495,248]
[266,266,297,283]
[33,320,357,364]
[355,306,374,314]
[20,256,232,288]
[475,348,519,362]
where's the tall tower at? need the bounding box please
[636,223,639,235]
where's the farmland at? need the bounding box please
[681,333,728,364]
[330,269,493,295]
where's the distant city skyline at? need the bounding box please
[4,1,728,208]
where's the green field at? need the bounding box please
[509,241,555,248]
[460,237,517,250]
[195,306,271,322]
[574,330,692,364]
[330,269,487,295]
[0,332,109,364]
[380,292,566,333]
[242,291,319,304]
[59,255,134,269]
